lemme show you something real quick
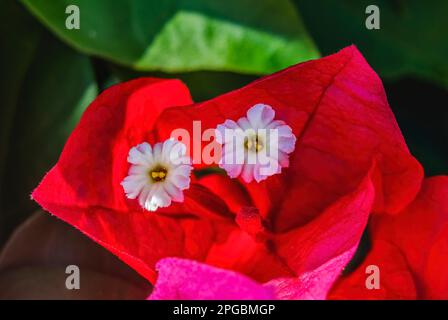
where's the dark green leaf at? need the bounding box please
[0,0,97,244]
[385,78,448,176]
[295,0,448,88]
[21,0,319,74]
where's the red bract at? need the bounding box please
[31,78,232,282]
[329,177,448,299]
[154,45,423,231]
[328,240,417,299]
[33,46,424,299]
[149,258,275,300]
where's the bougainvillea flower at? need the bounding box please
[215,103,296,183]
[155,45,423,232]
[329,177,448,299]
[121,139,192,211]
[33,46,423,299]
[149,258,275,300]
[31,78,231,282]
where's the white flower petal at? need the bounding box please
[161,138,177,161]
[220,162,243,178]
[153,142,163,159]
[163,181,184,202]
[237,117,252,131]
[171,164,192,177]
[240,163,255,183]
[138,184,153,209]
[128,144,150,165]
[137,142,152,155]
[247,103,275,128]
[147,185,171,211]
[121,176,147,199]
[171,175,190,190]
[278,135,297,153]
[129,165,149,176]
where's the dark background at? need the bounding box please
[0,0,446,298]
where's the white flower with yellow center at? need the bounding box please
[121,139,192,211]
[216,103,296,183]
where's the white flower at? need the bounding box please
[121,139,192,211]
[216,103,296,183]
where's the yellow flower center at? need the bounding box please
[244,135,264,152]
[149,166,168,182]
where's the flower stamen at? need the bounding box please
[149,166,168,182]
[244,135,264,152]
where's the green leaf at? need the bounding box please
[21,0,319,74]
[0,0,98,244]
[295,0,448,88]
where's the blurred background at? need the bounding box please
[0,0,447,299]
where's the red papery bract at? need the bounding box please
[32,77,291,284]
[154,45,423,231]
[329,177,448,299]
[32,78,232,282]
[34,78,193,214]
[32,47,423,299]
[270,166,374,298]
[328,240,416,300]
[371,177,448,299]
[149,258,275,300]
